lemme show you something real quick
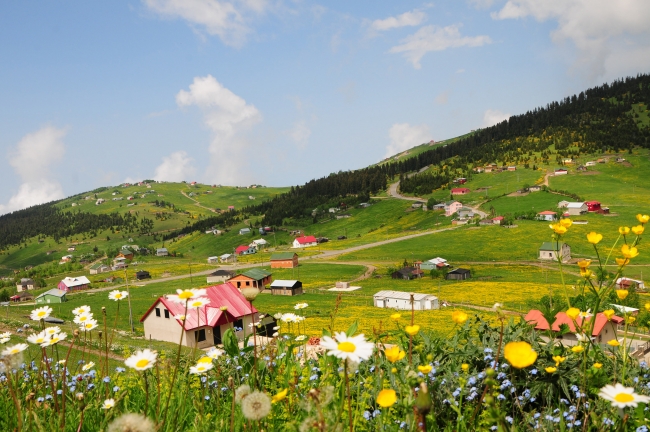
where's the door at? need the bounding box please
[213,326,222,345]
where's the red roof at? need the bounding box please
[235,245,249,254]
[524,309,550,330]
[140,282,257,330]
[525,309,623,336]
[295,235,317,244]
[492,216,504,221]
[538,211,557,215]
[585,201,600,205]
[451,188,470,193]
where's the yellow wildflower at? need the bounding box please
[417,365,433,374]
[580,268,592,278]
[566,308,581,320]
[645,303,650,312]
[621,245,639,259]
[607,340,620,347]
[271,388,288,404]
[619,226,631,235]
[404,325,420,336]
[571,346,584,354]
[616,258,630,266]
[593,363,603,369]
[390,313,401,321]
[376,389,397,408]
[545,366,557,373]
[632,225,645,235]
[559,218,573,228]
[552,355,566,366]
[616,290,629,300]
[550,224,567,235]
[452,311,469,325]
[576,259,591,268]
[637,214,650,224]
[384,346,406,363]
[628,316,636,324]
[603,310,615,320]
[461,363,469,372]
[587,232,603,244]
[503,341,537,369]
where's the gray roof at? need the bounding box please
[37,289,67,298]
[373,290,436,301]
[270,280,301,288]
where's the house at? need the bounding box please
[373,291,438,310]
[36,289,68,304]
[537,211,557,222]
[473,167,485,173]
[239,228,251,235]
[558,200,570,208]
[616,277,646,291]
[270,252,299,269]
[555,168,568,175]
[96,199,105,205]
[60,255,73,263]
[16,278,36,292]
[451,188,471,195]
[58,276,91,292]
[140,282,258,348]
[446,268,471,280]
[529,185,542,192]
[585,201,602,212]
[585,161,597,167]
[156,248,169,257]
[10,291,34,303]
[538,242,571,262]
[484,166,493,173]
[135,270,151,281]
[411,202,423,209]
[458,207,475,219]
[336,214,351,220]
[117,251,134,261]
[565,202,588,216]
[562,159,574,165]
[391,267,423,280]
[525,309,623,345]
[270,280,304,296]
[235,245,256,256]
[89,263,110,275]
[444,201,463,217]
[219,254,234,263]
[507,166,517,171]
[228,206,235,211]
[206,269,236,284]
[207,256,219,264]
[293,235,318,248]
[228,269,273,290]
[492,216,505,225]
[67,246,76,252]
[420,258,448,271]
[250,239,268,249]
[112,261,127,270]
[359,203,371,208]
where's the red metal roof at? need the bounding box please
[526,309,623,336]
[295,235,317,244]
[139,282,257,330]
[492,216,504,221]
[524,309,550,330]
[538,211,557,215]
[451,188,470,193]
[585,201,601,205]
[235,245,249,254]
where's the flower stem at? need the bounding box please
[344,359,352,432]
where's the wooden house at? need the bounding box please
[36,289,67,304]
[451,188,470,195]
[156,248,169,257]
[391,267,423,280]
[89,263,110,274]
[16,278,36,292]
[135,270,151,280]
[269,280,303,296]
[446,268,471,280]
[10,291,34,303]
[228,268,273,290]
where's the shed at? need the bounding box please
[270,252,299,269]
[11,291,34,303]
[219,254,234,263]
[156,248,169,257]
[585,201,601,212]
[616,277,646,291]
[565,202,587,216]
[451,188,470,195]
[373,291,438,310]
[36,289,68,304]
[293,236,318,248]
[391,267,422,280]
[446,268,471,280]
[89,263,110,275]
[135,270,151,281]
[207,256,219,264]
[538,242,571,262]
[239,228,251,235]
[270,280,303,296]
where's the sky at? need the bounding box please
[1,0,650,214]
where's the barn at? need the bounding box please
[445,268,471,280]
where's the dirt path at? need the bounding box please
[180,190,217,213]
[387,181,425,201]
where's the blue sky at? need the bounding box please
[1,0,650,213]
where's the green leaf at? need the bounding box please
[345,321,358,337]
[322,328,331,338]
[222,328,239,357]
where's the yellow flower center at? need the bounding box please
[178,291,194,299]
[191,301,202,307]
[197,357,212,363]
[136,359,150,368]
[38,311,46,317]
[337,341,356,352]
[11,349,19,354]
[614,393,634,403]
[115,294,122,299]
[80,316,87,321]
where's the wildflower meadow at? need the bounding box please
[1,214,650,431]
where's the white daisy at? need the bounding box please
[102,398,115,409]
[294,303,309,310]
[124,349,157,371]
[578,309,592,319]
[167,289,207,304]
[320,332,375,363]
[206,348,224,359]
[41,333,67,347]
[30,306,53,321]
[108,290,129,301]
[0,332,11,338]
[575,333,590,343]
[73,313,94,325]
[599,383,650,408]
[189,362,214,374]
[295,335,307,341]
[0,337,10,344]
[280,313,298,323]
[44,326,61,336]
[187,297,210,309]
[27,331,48,345]
[2,343,29,356]
[82,362,95,372]
[72,305,91,316]
[81,319,99,331]
[294,315,305,323]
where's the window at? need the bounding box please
[155,308,161,317]
[164,309,170,319]
[234,319,243,331]
[246,281,250,286]
[195,329,206,342]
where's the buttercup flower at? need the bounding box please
[577,259,591,268]
[272,388,288,403]
[241,391,271,420]
[108,290,128,301]
[320,332,374,363]
[559,218,573,228]
[390,313,401,321]
[102,398,115,409]
[587,232,603,244]
[593,363,603,369]
[637,214,650,225]
[621,244,639,259]
[461,363,469,372]
[2,343,28,356]
[189,362,214,374]
[607,340,620,347]
[603,309,615,320]
[405,325,420,336]
[580,268,593,278]
[72,306,91,316]
[619,226,631,235]
[616,290,629,300]
[418,365,433,374]
[545,367,557,373]
[599,383,650,408]
[125,349,157,371]
[552,356,566,366]
[616,258,630,266]
[504,341,537,369]
[384,346,406,363]
[571,346,584,353]
[566,308,581,320]
[646,303,650,312]
[376,389,397,408]
[632,225,645,235]
[452,311,469,324]
[30,306,53,321]
[550,224,567,235]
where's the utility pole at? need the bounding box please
[189,261,193,285]
[124,269,134,334]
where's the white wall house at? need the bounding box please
[373,290,439,310]
[539,242,571,262]
[565,202,587,216]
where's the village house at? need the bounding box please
[507,166,517,171]
[16,278,36,292]
[473,167,485,173]
[391,267,424,280]
[458,207,475,219]
[558,200,570,208]
[10,291,34,303]
[293,235,318,248]
[585,161,597,167]
[269,280,304,296]
[60,255,73,264]
[529,185,542,192]
[443,201,463,217]
[228,269,273,290]
[525,309,623,345]
[328,207,340,213]
[239,228,251,235]
[36,289,68,304]
[219,253,234,263]
[565,202,588,216]
[135,270,151,281]
[235,245,256,256]
[156,248,169,257]
[419,257,449,271]
[538,242,571,262]
[206,269,236,284]
[250,239,268,249]
[411,202,423,209]
[536,211,557,222]
[89,263,110,275]
[117,251,134,261]
[585,201,602,212]
[140,282,258,348]
[58,276,91,292]
[451,188,471,195]
[207,256,219,264]
[616,277,646,291]
[270,252,299,269]
[446,268,471,280]
[373,291,439,310]
[96,198,105,205]
[555,168,568,175]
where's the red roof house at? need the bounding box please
[140,282,258,348]
[293,235,318,248]
[585,201,601,212]
[451,188,471,195]
[525,309,623,344]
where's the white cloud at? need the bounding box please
[389,24,492,69]
[435,91,449,105]
[492,0,650,79]
[143,0,269,47]
[482,109,511,127]
[153,151,197,182]
[176,75,261,184]
[0,126,67,214]
[370,10,427,32]
[384,123,431,158]
[288,121,311,149]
